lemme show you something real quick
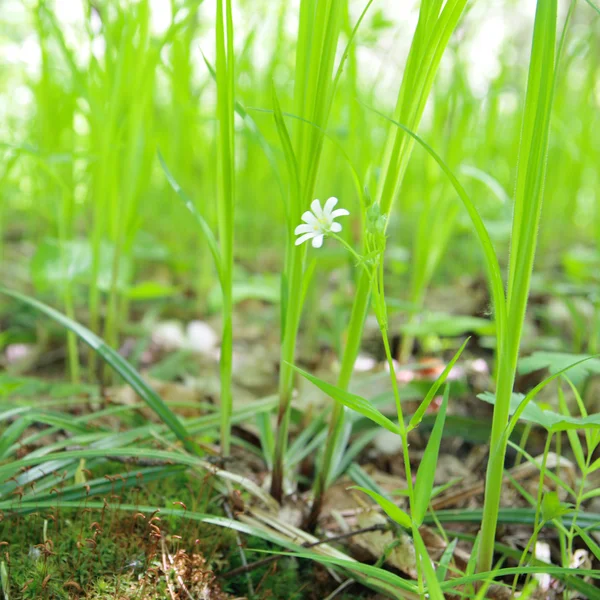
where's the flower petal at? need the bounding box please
[331,208,349,218]
[330,222,342,233]
[323,196,338,215]
[310,199,323,218]
[295,223,315,235]
[301,211,318,225]
[311,234,324,248]
[295,232,317,246]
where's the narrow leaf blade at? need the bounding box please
[413,385,449,526]
[350,486,412,529]
[289,363,402,435]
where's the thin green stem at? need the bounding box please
[215,0,236,456]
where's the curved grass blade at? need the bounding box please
[408,339,467,431]
[0,412,91,458]
[424,508,600,530]
[583,0,600,15]
[157,150,222,284]
[460,164,511,204]
[0,287,199,455]
[241,549,419,597]
[0,446,275,508]
[349,486,412,529]
[360,101,507,354]
[288,363,402,435]
[440,566,600,593]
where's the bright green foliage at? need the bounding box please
[519,351,600,385]
[1,0,600,595]
[271,0,347,501]
[478,0,559,573]
[291,364,402,435]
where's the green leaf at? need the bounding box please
[479,391,600,433]
[349,486,411,529]
[574,525,600,563]
[436,538,458,583]
[125,281,179,300]
[288,364,402,435]
[519,352,600,385]
[413,385,449,526]
[409,339,468,430]
[401,314,494,337]
[541,491,572,522]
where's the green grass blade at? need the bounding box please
[409,339,468,430]
[271,83,299,223]
[350,486,412,529]
[157,150,222,283]
[413,528,444,600]
[436,538,458,582]
[479,0,558,573]
[0,287,199,455]
[289,363,402,435]
[412,385,449,526]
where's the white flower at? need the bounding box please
[294,197,349,248]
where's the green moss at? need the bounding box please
[0,471,233,599]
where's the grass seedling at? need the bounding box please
[308,0,469,527]
[477,0,558,573]
[270,0,345,502]
[214,0,236,456]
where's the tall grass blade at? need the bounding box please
[479,0,559,573]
